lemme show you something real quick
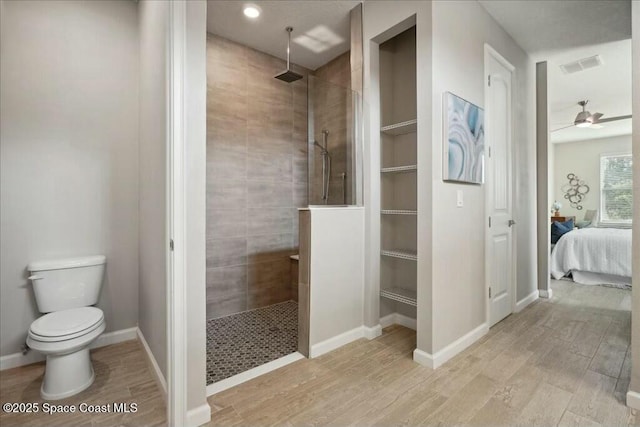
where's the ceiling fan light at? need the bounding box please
[576,121,591,128]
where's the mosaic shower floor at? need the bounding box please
[206,300,298,385]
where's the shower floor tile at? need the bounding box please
[206,300,298,385]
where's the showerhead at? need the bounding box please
[275,69,303,83]
[274,26,303,83]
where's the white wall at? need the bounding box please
[553,135,632,221]
[184,0,210,422]
[0,0,139,357]
[430,1,535,351]
[629,0,639,407]
[138,0,168,378]
[308,207,364,353]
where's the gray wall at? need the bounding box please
[0,0,139,357]
[429,0,536,351]
[138,0,168,378]
[206,34,308,319]
[362,0,536,356]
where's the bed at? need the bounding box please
[550,227,632,288]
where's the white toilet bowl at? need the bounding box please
[26,307,105,400]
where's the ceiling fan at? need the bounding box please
[552,100,632,132]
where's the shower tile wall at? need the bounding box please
[311,52,352,205]
[206,34,308,319]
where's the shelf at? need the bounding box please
[381,209,417,215]
[381,249,417,261]
[381,165,417,174]
[380,287,417,306]
[380,119,417,136]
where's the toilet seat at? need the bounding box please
[29,307,104,342]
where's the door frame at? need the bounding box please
[484,44,517,326]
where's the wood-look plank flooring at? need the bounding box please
[0,340,166,427]
[207,280,638,426]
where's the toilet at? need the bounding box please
[26,255,106,400]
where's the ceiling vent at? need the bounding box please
[560,55,603,74]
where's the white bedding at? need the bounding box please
[550,227,632,287]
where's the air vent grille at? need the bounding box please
[560,55,603,74]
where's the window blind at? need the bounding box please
[600,153,633,224]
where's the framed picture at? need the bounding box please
[443,92,485,184]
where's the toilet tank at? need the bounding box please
[28,255,106,313]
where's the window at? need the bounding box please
[600,153,633,225]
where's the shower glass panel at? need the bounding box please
[308,75,362,206]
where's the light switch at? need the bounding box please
[456,190,464,207]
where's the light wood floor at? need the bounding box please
[207,280,638,426]
[0,339,166,427]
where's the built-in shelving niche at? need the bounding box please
[379,26,417,323]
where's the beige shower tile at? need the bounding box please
[247,233,293,263]
[207,238,247,268]
[247,258,291,309]
[207,208,247,238]
[207,147,246,180]
[247,151,292,182]
[207,179,247,210]
[247,181,293,208]
[247,207,293,235]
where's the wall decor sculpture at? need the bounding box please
[562,173,589,210]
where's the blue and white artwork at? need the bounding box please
[444,92,485,184]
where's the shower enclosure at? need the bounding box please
[205,32,362,387]
[308,76,362,206]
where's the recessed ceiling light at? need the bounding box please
[243,4,261,19]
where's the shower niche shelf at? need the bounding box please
[380,287,417,306]
[381,119,417,136]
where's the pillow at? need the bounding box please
[576,220,592,229]
[551,219,574,244]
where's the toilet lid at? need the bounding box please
[30,307,104,339]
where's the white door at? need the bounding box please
[485,46,515,327]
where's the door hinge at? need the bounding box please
[489,216,492,228]
[489,287,492,298]
[488,146,491,158]
[170,239,174,251]
[488,75,491,86]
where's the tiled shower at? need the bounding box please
[206,33,357,384]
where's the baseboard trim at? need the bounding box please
[0,326,138,371]
[515,290,539,312]
[413,322,488,369]
[136,327,168,401]
[627,390,640,410]
[363,324,382,339]
[379,313,416,330]
[310,326,366,358]
[539,288,553,299]
[186,402,212,427]
[206,352,304,396]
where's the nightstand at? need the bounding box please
[550,216,576,223]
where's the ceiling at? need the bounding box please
[478,0,631,55]
[206,1,359,70]
[479,1,632,144]
[545,39,632,144]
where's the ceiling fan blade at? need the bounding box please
[551,124,575,132]
[597,114,632,124]
[589,112,603,122]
